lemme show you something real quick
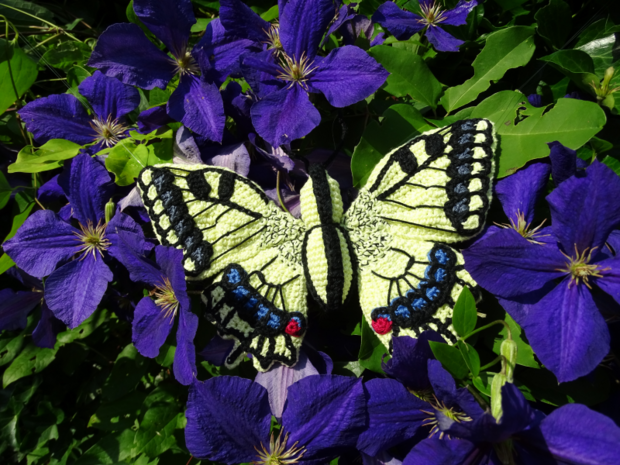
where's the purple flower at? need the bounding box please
[322,3,377,46]
[241,0,388,146]
[527,93,543,107]
[87,0,232,141]
[18,71,139,150]
[116,243,197,385]
[3,153,148,328]
[185,374,366,464]
[357,334,483,457]
[372,0,478,52]
[464,160,620,382]
[548,141,588,187]
[403,383,620,464]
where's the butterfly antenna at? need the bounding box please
[321,114,348,170]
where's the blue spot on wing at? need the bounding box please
[257,304,269,319]
[426,287,440,300]
[227,268,242,284]
[232,286,249,300]
[395,305,411,318]
[267,313,280,328]
[411,298,426,310]
[435,269,446,282]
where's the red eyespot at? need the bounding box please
[372,317,393,335]
[285,318,303,337]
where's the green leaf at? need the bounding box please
[0,0,53,25]
[8,139,82,173]
[358,317,389,374]
[492,313,539,368]
[41,42,92,71]
[66,66,91,87]
[470,91,607,177]
[101,345,148,402]
[539,50,598,94]
[0,254,14,275]
[0,39,38,114]
[603,156,620,176]
[191,17,212,33]
[440,26,535,113]
[351,104,433,187]
[452,287,477,337]
[3,190,35,243]
[367,45,443,109]
[0,171,12,210]
[74,429,136,465]
[103,131,173,186]
[534,0,572,50]
[428,341,468,379]
[491,0,528,11]
[457,341,480,377]
[575,18,620,76]
[260,5,279,21]
[2,343,57,388]
[88,391,146,432]
[0,332,26,368]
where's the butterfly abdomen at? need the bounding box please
[300,166,354,311]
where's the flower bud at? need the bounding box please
[105,199,115,223]
[500,339,518,383]
[491,372,507,421]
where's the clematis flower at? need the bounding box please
[18,71,139,151]
[186,374,366,464]
[3,153,149,329]
[88,0,244,141]
[322,3,383,47]
[372,0,478,52]
[241,0,388,147]
[115,243,197,385]
[403,383,620,464]
[527,93,543,107]
[357,333,483,457]
[464,160,620,382]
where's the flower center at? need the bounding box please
[151,277,179,321]
[556,245,609,289]
[253,432,305,465]
[171,49,200,77]
[421,396,472,439]
[90,115,128,148]
[418,1,447,26]
[74,220,111,260]
[493,439,516,465]
[277,52,317,90]
[495,210,549,244]
[264,24,283,52]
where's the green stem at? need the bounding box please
[276,170,290,214]
[461,320,512,342]
[32,32,61,49]
[0,3,82,42]
[466,383,489,410]
[479,355,503,372]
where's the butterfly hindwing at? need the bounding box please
[138,164,307,371]
[344,119,495,346]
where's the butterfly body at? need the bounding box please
[138,119,496,371]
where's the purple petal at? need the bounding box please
[547,160,620,252]
[463,228,566,298]
[537,403,620,463]
[308,45,388,108]
[362,452,402,465]
[6,268,43,290]
[441,0,478,26]
[185,377,271,463]
[194,19,259,85]
[370,32,386,47]
[425,26,464,52]
[383,332,443,391]
[32,302,65,348]
[132,297,173,358]
[284,375,367,462]
[495,162,551,224]
[202,142,251,177]
[173,306,198,385]
[109,232,162,286]
[428,359,460,406]
[37,175,65,203]
[251,86,320,147]
[155,246,188,308]
[371,2,424,41]
[594,256,620,306]
[249,134,296,172]
[548,141,579,187]
[265,187,301,218]
[322,5,356,46]
[241,50,283,98]
[3,210,80,279]
[255,350,319,420]
[527,94,543,108]
[88,23,175,90]
[68,152,114,224]
[219,0,270,43]
[342,15,375,45]
[242,53,281,78]
[173,126,203,165]
[0,289,41,331]
[199,335,234,366]
[106,211,152,256]
[133,0,194,58]
[18,94,93,145]
[356,378,427,457]
[280,0,334,61]
[45,255,113,328]
[167,75,225,142]
[521,280,609,382]
[78,71,140,120]
[137,105,174,133]
[403,437,478,465]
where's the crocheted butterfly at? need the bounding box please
[137,119,496,371]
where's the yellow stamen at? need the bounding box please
[495,210,549,244]
[556,245,610,289]
[74,220,111,260]
[151,277,179,322]
[418,1,447,26]
[264,24,283,52]
[170,49,200,77]
[421,395,472,440]
[276,52,318,90]
[253,431,306,465]
[90,115,128,148]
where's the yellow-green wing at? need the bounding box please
[137,164,307,371]
[344,119,495,346]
